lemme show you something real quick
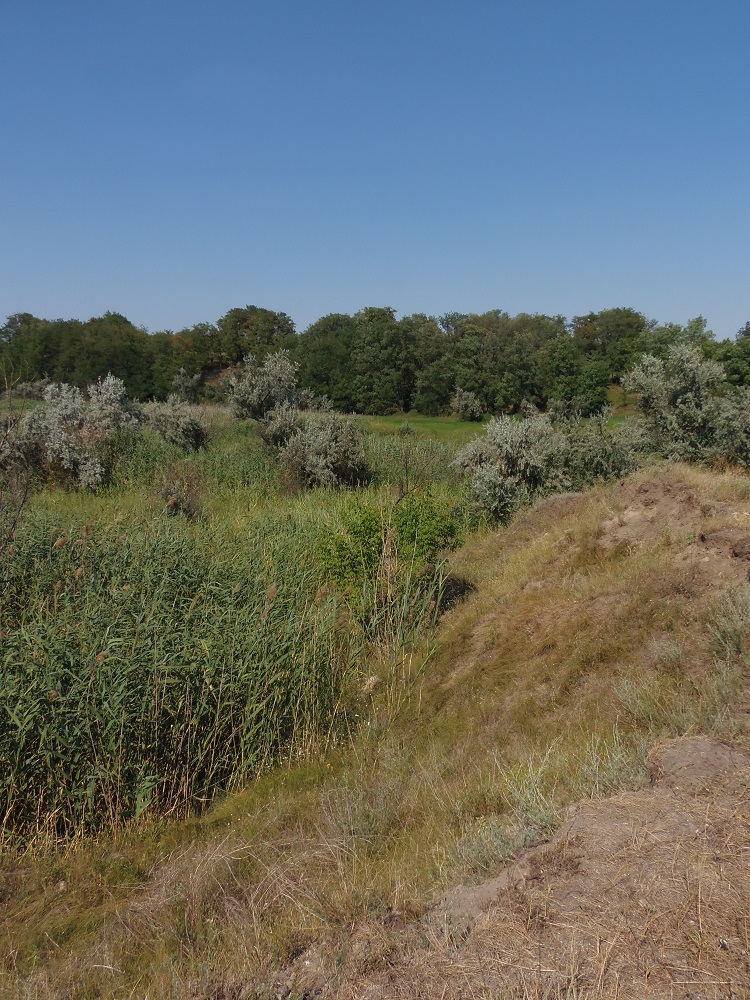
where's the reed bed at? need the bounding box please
[363,432,461,491]
[0,507,358,839]
[0,409,464,841]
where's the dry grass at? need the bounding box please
[3,462,750,998]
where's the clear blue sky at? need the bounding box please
[2,0,749,337]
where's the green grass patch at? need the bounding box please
[358,412,488,444]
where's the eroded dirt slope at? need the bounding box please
[348,737,750,999]
[282,467,750,999]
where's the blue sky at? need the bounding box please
[2,0,749,337]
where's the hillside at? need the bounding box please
[2,463,750,998]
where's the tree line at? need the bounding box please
[3,304,750,415]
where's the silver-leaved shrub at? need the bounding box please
[12,374,142,488]
[226,350,299,420]
[454,409,640,522]
[149,394,207,451]
[280,412,369,489]
[451,387,484,422]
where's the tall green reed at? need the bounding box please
[0,508,358,838]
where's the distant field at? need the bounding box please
[358,412,488,444]
[0,392,39,416]
[360,390,637,442]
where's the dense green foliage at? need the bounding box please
[0,306,296,401]
[4,302,747,415]
[318,487,461,639]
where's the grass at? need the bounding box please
[1,411,466,842]
[1,383,748,988]
[606,383,638,415]
[0,503,359,838]
[3,459,750,996]
[358,412,489,444]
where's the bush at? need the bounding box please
[149,395,207,451]
[318,488,461,641]
[260,401,305,448]
[625,345,726,459]
[711,387,750,466]
[556,410,647,490]
[0,410,35,547]
[454,412,566,520]
[451,388,484,421]
[86,373,143,432]
[297,388,333,412]
[625,345,750,467]
[454,409,641,522]
[161,467,204,520]
[280,413,369,489]
[12,378,50,400]
[10,375,143,489]
[226,350,299,420]
[321,490,458,592]
[171,367,202,403]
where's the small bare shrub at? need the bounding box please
[161,468,204,520]
[321,771,404,854]
[0,404,34,547]
[452,814,515,875]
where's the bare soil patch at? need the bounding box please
[336,737,750,999]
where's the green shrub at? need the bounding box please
[318,488,461,646]
[320,489,459,592]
